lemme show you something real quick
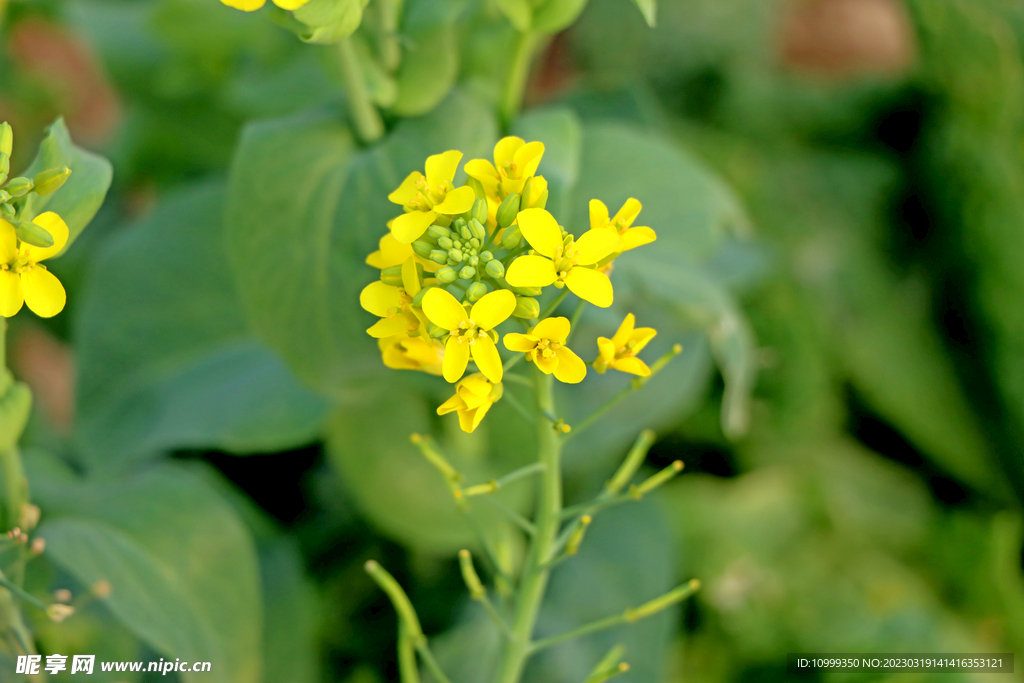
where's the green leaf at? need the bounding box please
[293,0,367,43]
[630,0,656,26]
[390,24,460,116]
[75,182,329,471]
[34,463,262,683]
[532,0,589,34]
[21,118,112,254]
[494,0,532,31]
[260,537,320,683]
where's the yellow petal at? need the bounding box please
[597,337,616,364]
[573,228,621,266]
[443,337,470,383]
[621,226,656,251]
[437,393,464,415]
[614,356,651,376]
[611,313,635,348]
[503,333,538,352]
[532,317,570,344]
[0,220,19,264]
[535,352,558,374]
[433,186,476,215]
[465,159,500,193]
[515,209,562,258]
[423,287,468,330]
[553,346,586,383]
[457,407,478,433]
[0,271,24,317]
[22,212,69,263]
[360,281,403,317]
[470,289,516,330]
[630,327,657,354]
[513,141,545,178]
[612,198,643,228]
[221,0,266,9]
[589,199,610,231]
[459,374,493,400]
[367,316,412,338]
[565,267,613,307]
[471,336,503,383]
[367,234,414,269]
[469,401,492,431]
[272,0,310,8]
[390,210,436,244]
[388,171,424,206]
[401,257,421,296]
[21,267,65,318]
[494,137,525,166]
[425,150,463,187]
[506,255,556,288]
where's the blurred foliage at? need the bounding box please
[0,0,1023,680]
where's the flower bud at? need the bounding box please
[437,235,454,250]
[0,123,11,158]
[15,221,54,249]
[427,224,451,240]
[471,198,488,225]
[32,166,70,196]
[469,218,486,241]
[0,154,8,186]
[469,237,482,250]
[0,204,13,220]
[412,240,434,259]
[428,322,447,338]
[484,259,505,279]
[510,284,542,296]
[479,250,493,262]
[466,177,486,200]
[429,250,449,264]
[436,266,459,283]
[496,192,521,229]
[513,296,540,319]
[448,248,464,263]
[412,285,433,306]
[4,177,32,198]
[459,265,476,279]
[380,265,404,287]
[521,176,549,210]
[452,217,468,236]
[501,226,522,250]
[459,224,472,241]
[466,281,490,301]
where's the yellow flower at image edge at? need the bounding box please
[595,313,657,376]
[504,317,586,384]
[388,150,476,244]
[379,335,444,375]
[437,373,503,433]
[220,0,308,10]
[422,287,516,384]
[0,213,68,318]
[505,208,620,307]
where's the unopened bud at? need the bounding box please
[521,176,549,210]
[501,226,522,250]
[412,240,434,259]
[429,250,448,265]
[437,235,454,250]
[0,155,8,186]
[32,167,70,196]
[448,248,465,263]
[496,192,521,229]
[471,198,488,225]
[427,322,447,338]
[380,265,404,287]
[484,260,505,279]
[459,265,476,279]
[0,123,11,157]
[479,250,493,262]
[427,224,451,240]
[436,266,459,284]
[469,218,486,241]
[513,296,540,319]
[466,177,486,200]
[15,220,55,249]
[4,177,32,198]
[412,285,433,306]
[466,281,490,301]
[0,204,13,220]
[510,284,542,296]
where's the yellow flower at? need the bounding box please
[421,287,516,384]
[388,150,476,244]
[465,137,545,200]
[505,208,620,307]
[366,233,414,269]
[220,0,309,11]
[379,334,444,375]
[594,313,657,376]
[359,257,428,338]
[0,213,68,318]
[590,198,656,252]
[503,317,586,383]
[437,373,503,433]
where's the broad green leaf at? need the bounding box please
[391,24,460,116]
[293,0,367,43]
[260,537,320,683]
[34,463,262,683]
[21,118,112,253]
[75,182,329,471]
[630,0,656,27]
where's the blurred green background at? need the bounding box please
[2,0,1023,681]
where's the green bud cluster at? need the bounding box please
[0,122,72,239]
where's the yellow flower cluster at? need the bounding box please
[360,137,661,432]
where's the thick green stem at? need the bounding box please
[495,369,561,683]
[500,31,538,127]
[338,38,385,144]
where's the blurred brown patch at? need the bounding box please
[528,32,578,106]
[11,325,74,434]
[780,0,917,79]
[8,19,122,145]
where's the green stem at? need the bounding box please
[377,0,402,72]
[495,369,561,683]
[397,622,421,683]
[338,38,385,144]
[538,289,569,321]
[500,31,538,127]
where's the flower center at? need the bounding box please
[551,243,580,282]
[406,177,451,212]
[453,318,482,346]
[534,338,562,359]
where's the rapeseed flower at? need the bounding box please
[437,373,503,433]
[422,287,516,384]
[379,334,444,375]
[465,137,545,201]
[360,258,428,338]
[389,151,476,244]
[0,213,68,318]
[594,313,657,376]
[589,198,656,252]
[220,0,309,11]
[503,317,586,383]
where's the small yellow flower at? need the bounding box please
[388,150,477,244]
[379,334,444,375]
[589,198,656,252]
[359,258,428,338]
[595,313,657,376]
[505,208,620,307]
[437,373,503,433]
[366,233,414,269]
[503,317,586,383]
[0,213,68,318]
[422,287,516,384]
[220,0,309,11]
[465,137,545,200]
